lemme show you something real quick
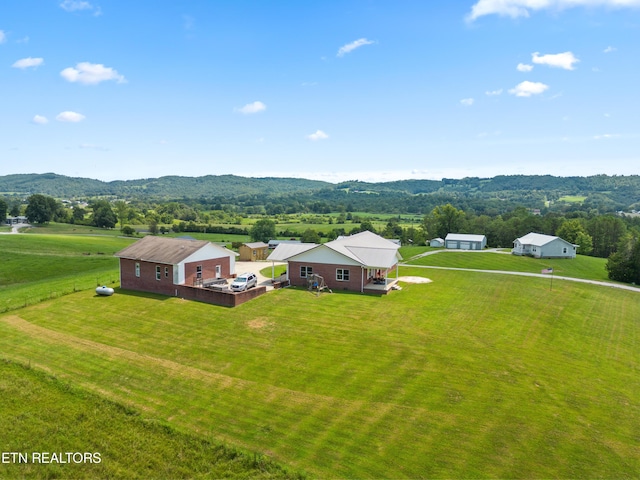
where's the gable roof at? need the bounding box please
[270,231,402,269]
[267,242,317,261]
[515,232,564,247]
[115,236,218,264]
[445,233,486,242]
[243,242,269,249]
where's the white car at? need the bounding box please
[231,273,258,292]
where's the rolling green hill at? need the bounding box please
[2,173,640,212]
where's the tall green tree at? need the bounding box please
[113,200,129,230]
[430,204,466,239]
[556,219,593,255]
[25,194,57,224]
[91,200,117,229]
[587,215,627,258]
[0,198,7,221]
[606,234,640,284]
[249,218,276,243]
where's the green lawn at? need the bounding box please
[406,250,610,281]
[24,222,125,236]
[0,234,134,312]
[1,266,639,478]
[0,359,301,479]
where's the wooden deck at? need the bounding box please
[363,279,398,294]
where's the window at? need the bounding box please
[336,268,350,281]
[135,263,140,277]
[563,247,568,254]
[196,265,202,279]
[156,266,161,281]
[300,266,312,278]
[165,267,169,278]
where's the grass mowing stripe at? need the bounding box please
[2,267,640,477]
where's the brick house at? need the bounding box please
[267,231,402,294]
[115,236,238,296]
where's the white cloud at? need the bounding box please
[604,46,617,53]
[594,133,621,140]
[32,115,49,125]
[0,30,6,44]
[517,63,533,72]
[509,81,549,97]
[337,38,375,57]
[235,101,267,114]
[59,0,101,14]
[532,51,579,70]
[460,98,475,106]
[12,57,44,69]
[485,89,503,96]
[466,0,640,22]
[60,62,126,85]
[306,130,329,141]
[56,111,86,122]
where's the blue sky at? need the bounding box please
[2,0,639,182]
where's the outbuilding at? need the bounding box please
[238,242,269,261]
[445,233,487,250]
[430,237,445,247]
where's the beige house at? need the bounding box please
[238,242,270,261]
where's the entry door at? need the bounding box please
[215,265,221,278]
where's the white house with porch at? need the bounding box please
[512,232,578,259]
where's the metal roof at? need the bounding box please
[267,242,317,261]
[269,231,402,269]
[445,233,487,242]
[515,232,565,247]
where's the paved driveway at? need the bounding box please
[234,260,286,291]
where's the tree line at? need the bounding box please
[8,194,640,285]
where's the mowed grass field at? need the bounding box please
[0,359,300,479]
[0,234,134,312]
[406,249,610,281]
[1,232,640,478]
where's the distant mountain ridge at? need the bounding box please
[1,172,639,212]
[0,173,332,199]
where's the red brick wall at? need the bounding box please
[119,258,177,296]
[184,257,231,286]
[177,285,266,307]
[288,261,364,292]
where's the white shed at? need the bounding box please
[430,237,445,247]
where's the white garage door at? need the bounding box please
[459,242,471,250]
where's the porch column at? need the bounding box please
[361,267,364,293]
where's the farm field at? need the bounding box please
[406,250,610,281]
[1,236,639,479]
